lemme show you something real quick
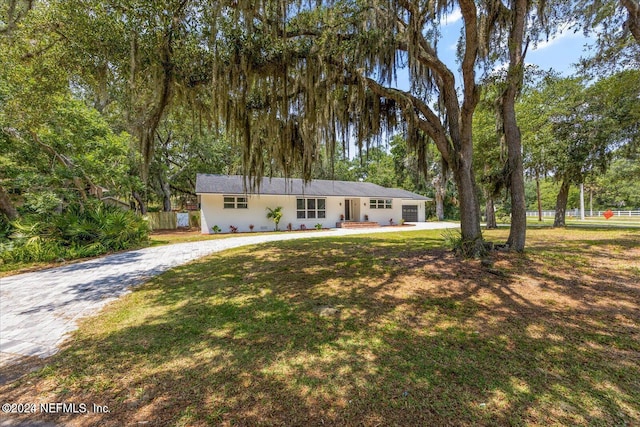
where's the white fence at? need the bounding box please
[526,209,640,217]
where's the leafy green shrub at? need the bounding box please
[0,216,13,241]
[441,228,463,252]
[0,200,149,265]
[441,228,486,258]
[190,213,200,229]
[266,206,283,231]
[22,191,63,215]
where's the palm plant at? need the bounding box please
[266,206,283,231]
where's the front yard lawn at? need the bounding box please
[1,228,639,426]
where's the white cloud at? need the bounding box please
[490,61,509,75]
[442,9,462,25]
[531,23,580,51]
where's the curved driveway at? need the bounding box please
[0,222,457,366]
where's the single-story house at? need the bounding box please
[195,174,432,233]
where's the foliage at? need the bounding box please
[591,157,640,209]
[0,13,134,215]
[149,106,242,211]
[516,70,640,225]
[207,0,494,252]
[211,225,221,234]
[2,0,637,255]
[571,0,640,76]
[441,228,464,251]
[314,223,322,230]
[524,179,580,211]
[0,200,149,264]
[266,206,283,231]
[190,213,200,229]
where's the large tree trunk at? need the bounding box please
[0,185,19,221]
[553,179,570,227]
[502,0,528,252]
[456,0,483,255]
[452,158,483,254]
[503,101,526,250]
[485,190,497,229]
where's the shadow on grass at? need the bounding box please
[1,232,639,426]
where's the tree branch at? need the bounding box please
[361,76,451,163]
[621,0,640,43]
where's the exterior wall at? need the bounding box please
[357,198,403,225]
[200,194,426,233]
[200,194,345,233]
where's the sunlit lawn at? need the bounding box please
[1,227,639,426]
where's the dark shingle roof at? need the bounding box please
[196,174,431,200]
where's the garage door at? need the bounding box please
[402,205,418,222]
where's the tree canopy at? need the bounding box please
[1,0,638,257]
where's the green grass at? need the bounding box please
[1,228,639,426]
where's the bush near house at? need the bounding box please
[266,206,283,231]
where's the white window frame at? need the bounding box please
[370,199,392,209]
[296,198,326,219]
[223,196,248,209]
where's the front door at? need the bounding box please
[344,199,351,221]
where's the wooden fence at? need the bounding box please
[147,212,200,230]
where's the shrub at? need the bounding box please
[315,223,322,230]
[441,228,486,258]
[266,207,283,231]
[0,200,149,265]
[249,224,254,231]
[190,213,200,229]
[212,225,221,233]
[229,225,238,233]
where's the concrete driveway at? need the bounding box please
[0,222,458,366]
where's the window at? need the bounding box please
[370,199,392,209]
[223,196,248,209]
[297,198,326,219]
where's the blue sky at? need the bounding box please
[392,13,595,91]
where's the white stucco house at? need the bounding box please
[195,174,431,233]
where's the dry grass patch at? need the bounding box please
[1,227,638,426]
